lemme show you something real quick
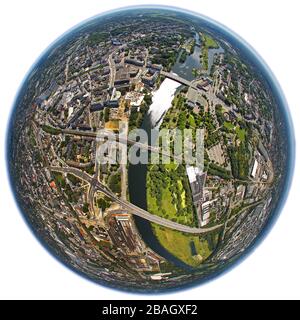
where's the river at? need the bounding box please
[128,78,194,270]
[172,32,202,81]
[172,32,225,78]
[128,32,224,270]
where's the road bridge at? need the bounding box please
[50,166,223,234]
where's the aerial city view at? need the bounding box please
[8,7,292,292]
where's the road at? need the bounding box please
[108,44,126,89]
[50,166,225,234]
[87,184,97,217]
[160,71,198,90]
[108,52,116,89]
[120,122,128,201]
[61,128,183,162]
[161,70,230,115]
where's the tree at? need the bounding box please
[83,203,89,213]
[104,107,110,122]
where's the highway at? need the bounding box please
[61,128,183,162]
[50,166,224,234]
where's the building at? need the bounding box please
[142,69,159,87]
[186,87,207,109]
[147,63,163,71]
[251,159,259,178]
[186,166,207,203]
[235,185,246,203]
[107,213,139,253]
[90,103,104,112]
[110,87,121,101]
[125,91,145,107]
[186,166,207,226]
[125,58,144,67]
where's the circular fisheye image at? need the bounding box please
[7,6,294,293]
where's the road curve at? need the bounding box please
[49,166,224,234]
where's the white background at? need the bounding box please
[0,0,299,300]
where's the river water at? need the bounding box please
[128,33,224,270]
[172,32,225,78]
[148,78,181,127]
[172,32,202,81]
[127,78,193,270]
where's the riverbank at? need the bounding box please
[128,77,197,270]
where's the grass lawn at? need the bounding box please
[236,126,246,142]
[146,117,216,266]
[177,180,186,208]
[165,162,178,172]
[147,189,158,213]
[171,94,180,107]
[147,161,195,224]
[203,33,219,49]
[224,121,235,130]
[200,33,219,71]
[147,164,214,267]
[147,179,177,219]
[161,187,177,217]
[152,225,212,267]
[189,114,196,127]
